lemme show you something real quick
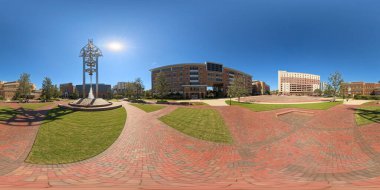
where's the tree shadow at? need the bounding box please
[2,107,75,127]
[0,107,22,121]
[353,107,380,124]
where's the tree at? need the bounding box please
[328,71,344,102]
[227,76,248,104]
[154,72,168,100]
[124,82,136,99]
[53,85,60,98]
[16,73,32,101]
[314,89,322,96]
[134,78,145,99]
[41,77,54,101]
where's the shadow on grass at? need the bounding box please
[0,107,22,121]
[3,107,75,127]
[352,107,380,124]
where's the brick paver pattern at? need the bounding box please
[0,101,379,189]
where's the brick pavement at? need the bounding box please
[0,101,379,189]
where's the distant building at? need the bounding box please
[278,70,320,95]
[252,80,270,95]
[320,82,328,92]
[60,83,75,98]
[113,82,132,95]
[151,62,252,99]
[0,81,37,100]
[76,84,112,99]
[374,88,380,95]
[341,82,380,96]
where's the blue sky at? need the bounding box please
[0,0,379,90]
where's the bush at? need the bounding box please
[127,99,146,103]
[0,95,4,100]
[156,100,169,104]
[113,95,124,99]
[354,95,380,100]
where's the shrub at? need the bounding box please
[156,100,169,104]
[354,95,380,100]
[113,95,124,99]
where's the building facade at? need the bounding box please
[0,81,36,100]
[341,82,380,96]
[113,82,131,95]
[252,80,270,95]
[60,83,75,98]
[278,70,320,95]
[76,84,112,99]
[151,62,252,99]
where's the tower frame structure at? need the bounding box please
[79,39,102,99]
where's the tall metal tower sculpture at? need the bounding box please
[80,39,102,99]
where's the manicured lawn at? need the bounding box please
[26,107,127,164]
[131,103,165,112]
[0,106,20,121]
[226,100,342,112]
[355,106,380,126]
[20,102,54,110]
[190,102,209,106]
[159,108,232,143]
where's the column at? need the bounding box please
[82,57,86,98]
[96,57,99,99]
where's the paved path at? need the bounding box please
[0,102,379,189]
[343,99,374,105]
[0,102,58,176]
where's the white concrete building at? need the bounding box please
[278,70,320,95]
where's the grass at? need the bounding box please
[226,100,342,112]
[0,106,21,121]
[355,106,380,126]
[20,102,54,110]
[159,108,232,143]
[190,102,209,106]
[26,107,127,164]
[131,103,165,112]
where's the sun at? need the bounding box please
[107,42,123,51]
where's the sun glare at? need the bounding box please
[107,42,123,51]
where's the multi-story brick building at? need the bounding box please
[278,70,320,95]
[60,83,75,98]
[0,81,36,100]
[252,80,270,95]
[341,82,380,96]
[151,62,252,99]
[76,84,112,99]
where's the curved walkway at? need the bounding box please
[0,102,57,176]
[0,102,379,189]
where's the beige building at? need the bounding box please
[278,70,320,95]
[0,81,37,100]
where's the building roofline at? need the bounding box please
[278,70,320,77]
[150,63,205,71]
[224,67,252,77]
[150,62,252,77]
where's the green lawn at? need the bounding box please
[226,100,342,112]
[355,106,380,126]
[159,108,232,143]
[131,103,165,112]
[26,107,127,164]
[0,106,20,121]
[20,102,54,110]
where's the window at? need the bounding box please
[207,62,223,72]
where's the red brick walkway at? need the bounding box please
[0,102,379,189]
